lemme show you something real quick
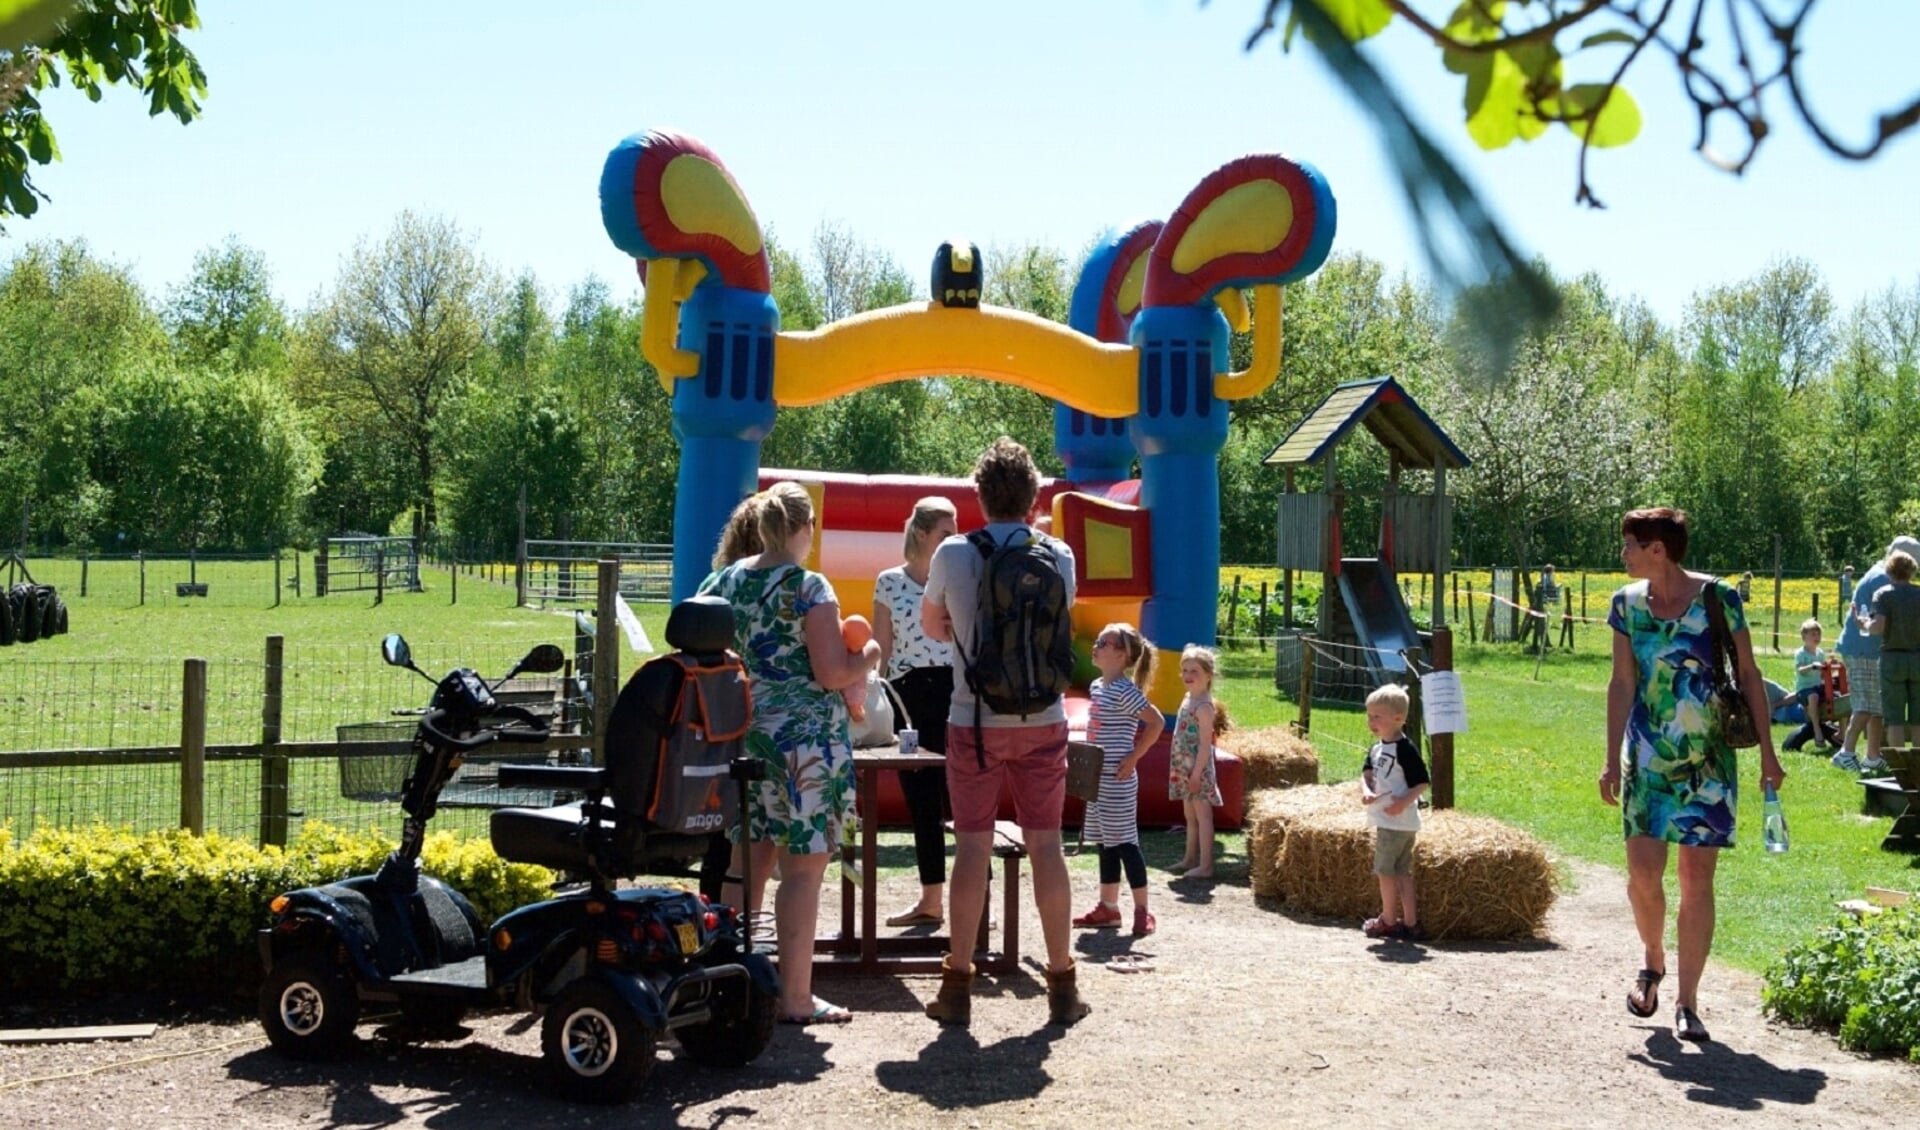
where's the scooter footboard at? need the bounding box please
[659,962,755,1030]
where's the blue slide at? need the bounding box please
[1336,558,1423,681]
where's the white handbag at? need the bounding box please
[847,672,900,748]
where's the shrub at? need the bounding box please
[1762,905,1920,1063]
[0,822,555,997]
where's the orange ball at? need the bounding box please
[841,615,873,649]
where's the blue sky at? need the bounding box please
[10,1,1918,325]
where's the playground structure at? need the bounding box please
[1263,376,1468,696]
[598,129,1335,718]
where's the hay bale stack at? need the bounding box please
[1276,806,1556,940]
[1232,725,1321,792]
[1245,783,1354,899]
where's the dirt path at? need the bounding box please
[3,855,1914,1129]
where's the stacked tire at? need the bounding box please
[0,584,67,646]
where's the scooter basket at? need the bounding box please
[337,721,418,801]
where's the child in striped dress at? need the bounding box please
[1072,623,1167,936]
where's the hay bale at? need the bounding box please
[1276,806,1557,941]
[1232,725,1321,792]
[1246,783,1354,899]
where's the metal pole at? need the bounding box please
[180,658,207,835]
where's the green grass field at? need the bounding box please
[6,558,1912,973]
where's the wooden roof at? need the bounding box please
[1261,376,1470,470]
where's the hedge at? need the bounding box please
[1762,904,1920,1063]
[0,822,555,997]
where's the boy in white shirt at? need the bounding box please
[1359,683,1431,942]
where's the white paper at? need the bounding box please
[614,592,654,655]
[1421,670,1468,734]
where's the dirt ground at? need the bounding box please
[3,846,1916,1129]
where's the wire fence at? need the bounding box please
[0,639,594,844]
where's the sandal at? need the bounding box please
[1675,1005,1710,1043]
[779,997,852,1026]
[1626,968,1664,1018]
[1362,916,1399,939]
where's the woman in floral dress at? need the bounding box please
[700,482,880,1026]
[1600,507,1784,1044]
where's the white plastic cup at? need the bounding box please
[898,728,919,754]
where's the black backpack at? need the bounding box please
[957,528,1074,762]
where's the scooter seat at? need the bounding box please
[490,800,715,876]
[490,800,618,872]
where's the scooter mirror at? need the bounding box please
[381,634,412,669]
[519,644,566,674]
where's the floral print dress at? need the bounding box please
[1607,577,1742,847]
[1167,697,1224,806]
[698,562,853,855]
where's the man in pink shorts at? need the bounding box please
[920,436,1086,1028]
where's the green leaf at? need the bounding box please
[23,115,58,164]
[1305,0,1394,42]
[1580,29,1639,49]
[1464,49,1530,150]
[1557,83,1643,148]
[1444,0,1507,44]
[0,0,76,52]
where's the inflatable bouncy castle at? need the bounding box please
[599,131,1337,827]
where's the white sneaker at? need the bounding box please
[1860,756,1890,773]
[1830,750,1861,772]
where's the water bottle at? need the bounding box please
[1762,784,1789,854]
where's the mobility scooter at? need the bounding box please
[257,595,777,1103]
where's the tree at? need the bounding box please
[1253,1,1920,207]
[0,1,207,221]
[302,211,496,540]
[165,237,288,373]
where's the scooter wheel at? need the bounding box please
[260,951,359,1059]
[542,979,656,1104]
[673,974,777,1068]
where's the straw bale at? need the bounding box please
[1232,725,1322,792]
[1276,806,1557,940]
[1246,783,1354,899]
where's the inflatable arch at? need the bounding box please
[599,130,1336,709]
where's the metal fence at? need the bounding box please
[0,638,596,844]
[8,553,294,608]
[317,536,422,596]
[520,541,672,606]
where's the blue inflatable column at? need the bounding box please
[1129,304,1231,650]
[669,284,780,601]
[1053,408,1135,487]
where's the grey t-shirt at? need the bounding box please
[923,522,1077,728]
[1873,581,1920,652]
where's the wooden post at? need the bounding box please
[1294,634,1314,735]
[259,635,288,847]
[516,484,528,608]
[1258,581,1269,652]
[593,557,620,760]
[180,658,207,835]
[1429,627,1454,809]
[315,538,329,597]
[1465,584,1478,644]
[374,549,385,606]
[1773,534,1784,653]
[138,552,146,606]
[293,549,302,598]
[1451,571,1459,625]
[80,553,88,598]
[1227,575,1241,640]
[451,561,458,605]
[273,551,282,608]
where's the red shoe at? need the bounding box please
[1132,908,1157,937]
[1073,902,1122,928]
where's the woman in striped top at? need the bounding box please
[1071,623,1166,937]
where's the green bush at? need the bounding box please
[1762,905,1920,1063]
[1219,579,1317,637]
[0,822,555,997]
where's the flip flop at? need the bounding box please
[1626,968,1664,1018]
[1675,1006,1710,1043]
[780,997,853,1026]
[886,908,943,927]
[1106,953,1156,973]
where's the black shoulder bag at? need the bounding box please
[1702,580,1761,750]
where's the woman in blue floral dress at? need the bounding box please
[699,482,880,1026]
[1601,507,1784,1044]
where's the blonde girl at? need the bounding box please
[1169,644,1230,879]
[1072,623,1166,937]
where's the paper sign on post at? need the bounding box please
[614,592,654,655]
[1421,670,1468,734]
